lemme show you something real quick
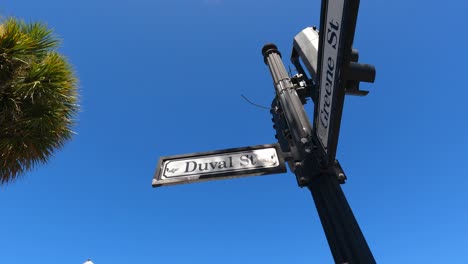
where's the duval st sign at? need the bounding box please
[153,144,286,187]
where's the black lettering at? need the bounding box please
[218,161,227,169]
[240,155,250,166]
[327,30,338,49]
[198,163,208,171]
[329,20,340,30]
[324,90,331,107]
[326,70,334,90]
[185,161,197,172]
[325,83,332,98]
[209,161,218,170]
[328,57,335,71]
[249,155,257,165]
[327,20,340,49]
[320,110,329,128]
[320,56,335,129]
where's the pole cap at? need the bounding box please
[262,43,281,64]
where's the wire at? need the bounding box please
[241,94,271,110]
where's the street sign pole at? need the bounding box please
[263,41,376,262]
[153,0,377,262]
[301,159,376,263]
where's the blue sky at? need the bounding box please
[1,0,467,263]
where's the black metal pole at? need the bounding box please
[262,43,376,263]
[301,158,376,264]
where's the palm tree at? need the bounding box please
[0,18,79,184]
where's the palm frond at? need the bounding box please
[0,17,78,184]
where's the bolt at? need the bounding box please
[337,173,346,182]
[299,177,308,186]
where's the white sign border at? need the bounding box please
[152,144,286,187]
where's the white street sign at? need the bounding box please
[153,144,286,187]
[316,0,345,153]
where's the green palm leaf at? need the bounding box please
[0,18,79,184]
